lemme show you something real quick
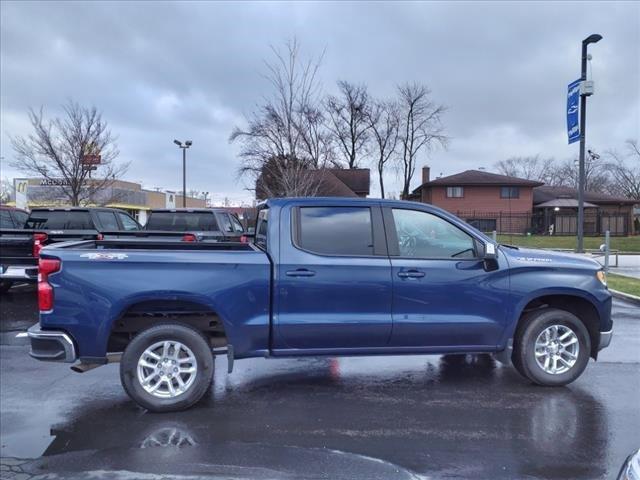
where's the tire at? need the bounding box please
[512,308,591,386]
[0,281,14,294]
[120,323,214,412]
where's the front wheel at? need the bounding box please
[512,308,591,386]
[120,323,214,412]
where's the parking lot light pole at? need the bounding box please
[173,140,192,207]
[577,34,602,253]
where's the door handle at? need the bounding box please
[397,270,425,279]
[286,269,316,277]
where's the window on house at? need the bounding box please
[446,186,464,198]
[500,186,520,199]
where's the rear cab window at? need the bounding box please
[296,206,374,256]
[146,212,219,231]
[25,210,94,230]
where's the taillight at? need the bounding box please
[38,257,61,312]
[182,234,197,242]
[240,235,248,243]
[96,233,104,241]
[32,232,48,258]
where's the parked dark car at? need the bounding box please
[0,206,141,293]
[27,197,612,412]
[144,208,245,242]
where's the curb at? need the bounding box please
[610,289,640,306]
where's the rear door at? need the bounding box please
[384,207,508,349]
[274,203,392,351]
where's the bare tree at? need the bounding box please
[255,156,325,199]
[396,83,447,199]
[547,151,610,193]
[9,101,127,206]
[367,100,399,198]
[230,39,332,197]
[605,139,640,200]
[494,155,555,183]
[0,177,13,204]
[326,81,371,169]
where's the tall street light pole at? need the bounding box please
[173,140,192,207]
[577,34,602,253]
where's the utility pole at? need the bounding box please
[173,140,192,207]
[577,34,602,253]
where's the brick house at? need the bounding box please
[409,168,543,233]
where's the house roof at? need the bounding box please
[533,186,637,205]
[535,199,598,208]
[330,169,370,195]
[255,167,368,199]
[412,170,544,192]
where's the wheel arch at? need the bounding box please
[105,293,231,355]
[509,290,602,359]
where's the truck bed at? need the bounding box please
[47,239,258,251]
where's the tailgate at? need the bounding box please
[0,230,34,264]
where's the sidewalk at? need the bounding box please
[593,254,640,279]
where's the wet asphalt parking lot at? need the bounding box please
[0,284,638,479]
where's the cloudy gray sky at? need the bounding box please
[1,1,638,204]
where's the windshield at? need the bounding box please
[146,212,219,231]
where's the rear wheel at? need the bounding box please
[120,323,214,412]
[512,308,590,386]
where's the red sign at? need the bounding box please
[82,154,101,165]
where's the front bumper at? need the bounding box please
[0,265,37,281]
[27,324,77,362]
[598,329,613,351]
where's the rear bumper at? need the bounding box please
[0,265,37,281]
[27,324,77,362]
[598,328,613,351]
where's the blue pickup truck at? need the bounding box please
[28,197,613,412]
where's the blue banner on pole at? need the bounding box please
[567,79,581,144]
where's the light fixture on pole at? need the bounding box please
[173,140,192,208]
[576,34,602,253]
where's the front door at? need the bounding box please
[274,204,392,351]
[385,207,508,349]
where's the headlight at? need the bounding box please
[596,270,607,287]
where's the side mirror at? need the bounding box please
[483,242,497,260]
[599,243,607,252]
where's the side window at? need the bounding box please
[117,212,140,231]
[0,210,12,228]
[12,210,28,227]
[392,209,477,259]
[298,207,373,256]
[218,214,234,233]
[96,211,120,230]
[230,214,244,233]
